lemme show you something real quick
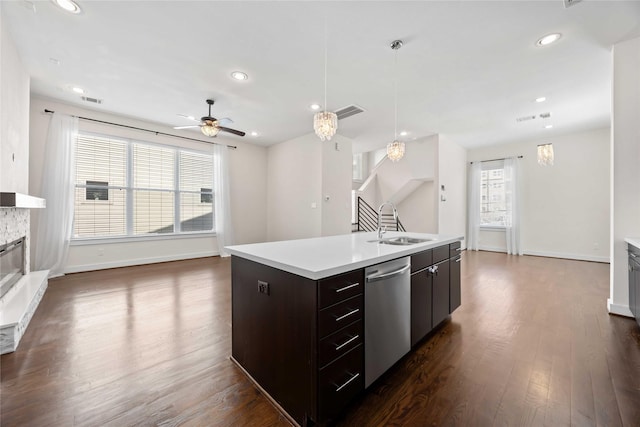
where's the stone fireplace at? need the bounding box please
[0,193,47,354]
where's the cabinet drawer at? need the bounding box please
[449,241,462,258]
[411,249,433,273]
[318,344,364,423]
[319,270,363,309]
[319,295,363,338]
[433,245,449,264]
[319,320,363,368]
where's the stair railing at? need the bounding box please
[356,197,406,233]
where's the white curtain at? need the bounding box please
[504,157,522,255]
[213,144,235,257]
[467,162,481,251]
[35,113,79,276]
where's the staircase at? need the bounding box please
[353,196,406,233]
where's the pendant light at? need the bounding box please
[387,40,405,162]
[314,20,337,141]
[537,143,554,166]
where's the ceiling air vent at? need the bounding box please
[334,104,365,120]
[82,96,103,104]
[539,112,552,119]
[516,115,536,123]
[563,0,583,8]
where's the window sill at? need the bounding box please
[480,226,506,232]
[71,232,216,246]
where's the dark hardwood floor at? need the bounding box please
[2,251,639,426]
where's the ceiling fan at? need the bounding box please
[174,99,246,137]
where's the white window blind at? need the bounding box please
[74,134,127,237]
[73,132,215,239]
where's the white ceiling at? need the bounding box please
[3,1,640,153]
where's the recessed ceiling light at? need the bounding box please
[535,97,547,103]
[310,104,321,110]
[231,71,248,81]
[544,124,553,129]
[400,131,408,136]
[51,0,82,14]
[250,131,259,137]
[71,86,85,94]
[536,33,561,47]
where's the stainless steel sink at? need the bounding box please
[368,237,433,246]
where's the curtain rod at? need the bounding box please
[470,155,523,164]
[43,109,237,149]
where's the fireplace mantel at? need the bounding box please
[0,193,45,209]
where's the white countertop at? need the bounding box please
[225,232,464,280]
[625,237,640,249]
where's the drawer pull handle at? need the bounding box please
[631,252,638,258]
[335,335,359,351]
[455,258,462,263]
[335,282,359,293]
[335,309,359,322]
[455,247,462,252]
[335,372,360,392]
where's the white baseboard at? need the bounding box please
[476,246,609,263]
[607,299,633,318]
[64,250,218,274]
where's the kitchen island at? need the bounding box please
[226,232,463,426]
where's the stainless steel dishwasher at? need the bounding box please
[364,256,411,387]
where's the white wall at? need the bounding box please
[467,127,610,262]
[267,133,322,241]
[29,97,268,273]
[267,133,353,241]
[438,136,467,242]
[322,137,353,236]
[0,13,30,193]
[396,181,437,233]
[609,36,640,317]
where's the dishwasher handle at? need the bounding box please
[366,264,411,283]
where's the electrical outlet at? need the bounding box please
[258,280,269,295]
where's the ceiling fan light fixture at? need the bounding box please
[387,140,405,162]
[314,111,338,141]
[201,123,220,137]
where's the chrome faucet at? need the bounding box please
[377,201,398,239]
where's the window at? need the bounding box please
[73,133,215,239]
[480,164,506,227]
[352,153,364,181]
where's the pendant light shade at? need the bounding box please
[387,140,405,162]
[537,143,554,166]
[314,111,338,141]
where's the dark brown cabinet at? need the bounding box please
[410,260,432,347]
[231,240,461,425]
[231,257,363,426]
[410,242,462,347]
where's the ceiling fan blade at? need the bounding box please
[218,126,246,137]
[173,125,201,130]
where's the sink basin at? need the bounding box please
[386,237,432,245]
[367,236,433,246]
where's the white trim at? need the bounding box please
[607,298,633,318]
[64,250,218,274]
[71,232,215,246]
[480,226,505,232]
[523,250,609,264]
[476,246,610,263]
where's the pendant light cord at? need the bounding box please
[394,46,398,140]
[323,18,328,113]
